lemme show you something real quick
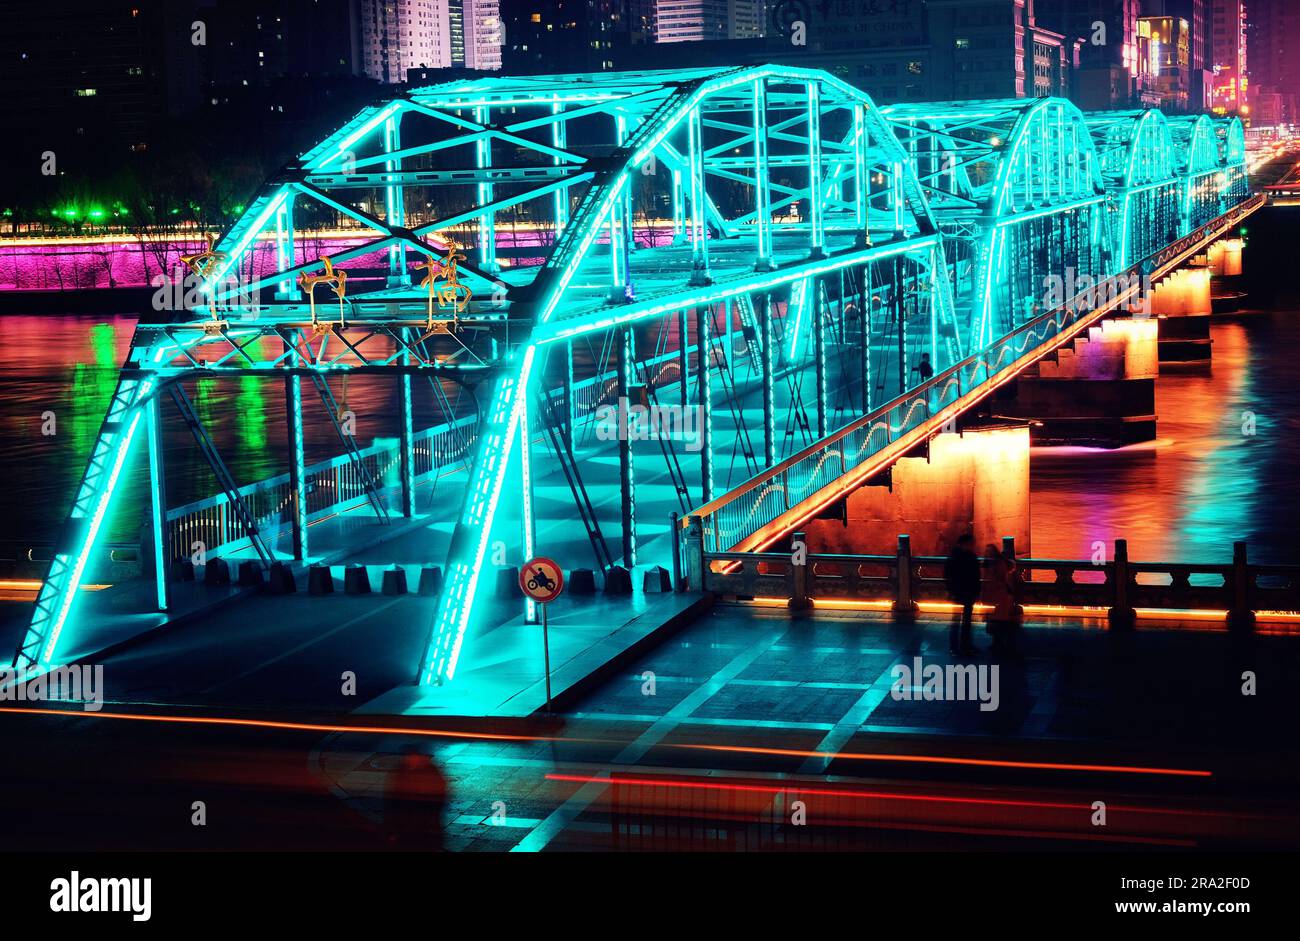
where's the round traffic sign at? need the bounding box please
[519,557,564,603]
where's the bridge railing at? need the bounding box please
[686,193,1268,554]
[686,533,1300,625]
[163,415,479,562]
[161,321,755,563]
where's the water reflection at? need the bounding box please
[0,305,1297,564]
[1030,314,1296,564]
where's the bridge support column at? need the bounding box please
[617,326,636,567]
[859,266,871,412]
[802,422,1031,558]
[684,514,705,591]
[788,531,812,612]
[678,307,690,408]
[1151,266,1213,364]
[997,317,1159,447]
[383,112,409,288]
[285,373,308,561]
[758,292,775,467]
[892,534,918,622]
[146,395,170,612]
[563,340,575,452]
[398,333,416,518]
[814,279,828,438]
[696,304,714,502]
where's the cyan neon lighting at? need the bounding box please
[16,321,209,668]
[145,396,168,612]
[787,276,811,360]
[540,237,940,346]
[808,83,824,250]
[312,102,403,171]
[520,402,536,623]
[202,187,291,297]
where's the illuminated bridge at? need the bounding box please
[15,66,1260,689]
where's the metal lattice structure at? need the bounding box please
[15,65,1257,690]
[1085,109,1182,268]
[882,98,1112,350]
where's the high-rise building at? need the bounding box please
[1247,0,1298,125]
[503,1,645,74]
[1209,0,1248,115]
[1035,0,1156,108]
[461,0,503,70]
[1139,15,1193,112]
[0,0,206,157]
[655,0,728,42]
[358,0,501,83]
[1146,0,1212,110]
[652,1,764,43]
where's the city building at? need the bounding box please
[503,1,647,74]
[0,0,207,158]
[1208,0,1248,115]
[653,0,764,43]
[1246,0,1299,126]
[1035,0,1158,109]
[358,0,501,83]
[1145,0,1212,111]
[1139,14,1192,112]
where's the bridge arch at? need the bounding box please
[1168,114,1223,232]
[1215,116,1249,207]
[1085,109,1182,268]
[882,98,1112,349]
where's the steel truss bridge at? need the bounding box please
[15,66,1257,687]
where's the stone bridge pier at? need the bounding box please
[994,316,1159,448]
[802,420,1031,558]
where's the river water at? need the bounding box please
[1,207,1297,564]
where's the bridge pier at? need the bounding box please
[801,421,1031,558]
[997,316,1159,448]
[1151,266,1213,364]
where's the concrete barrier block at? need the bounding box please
[381,566,408,596]
[308,565,335,595]
[417,566,443,597]
[267,562,297,594]
[344,564,372,595]
[202,558,230,587]
[569,568,597,595]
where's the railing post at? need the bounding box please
[685,514,705,592]
[1228,540,1255,633]
[893,533,918,622]
[1108,538,1135,631]
[788,530,811,612]
[398,338,416,517]
[669,512,683,592]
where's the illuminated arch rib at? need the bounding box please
[13,63,959,682]
[1215,116,1249,207]
[1085,110,1181,268]
[881,98,1111,349]
[414,65,957,685]
[1168,114,1225,233]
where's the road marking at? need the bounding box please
[509,625,787,852]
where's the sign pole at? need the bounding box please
[541,603,553,713]
[518,556,564,715]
